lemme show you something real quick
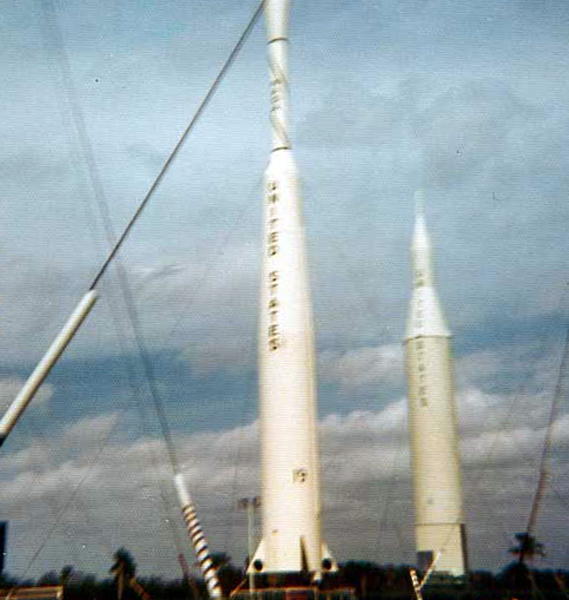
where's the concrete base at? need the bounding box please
[230,580,356,600]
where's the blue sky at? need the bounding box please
[0,0,569,581]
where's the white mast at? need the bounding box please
[0,290,99,446]
[404,190,468,577]
[250,0,334,579]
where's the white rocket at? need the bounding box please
[250,0,335,579]
[404,191,468,577]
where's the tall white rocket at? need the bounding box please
[250,0,334,578]
[404,191,468,577]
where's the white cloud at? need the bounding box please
[4,379,567,579]
[60,412,119,452]
[0,377,54,414]
[319,344,404,391]
[456,341,565,392]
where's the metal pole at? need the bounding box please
[238,497,261,595]
[0,290,99,446]
[248,502,255,596]
[175,474,222,599]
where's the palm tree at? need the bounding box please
[59,566,73,587]
[110,548,137,600]
[509,533,545,563]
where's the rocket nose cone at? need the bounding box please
[412,190,430,247]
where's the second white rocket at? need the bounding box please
[404,191,468,577]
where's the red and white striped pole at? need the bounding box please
[409,569,423,600]
[174,474,222,599]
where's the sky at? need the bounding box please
[0,0,569,582]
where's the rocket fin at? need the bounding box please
[321,542,338,573]
[307,540,337,583]
[247,538,266,574]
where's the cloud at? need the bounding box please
[3,374,568,578]
[179,339,255,378]
[319,344,404,391]
[0,377,54,414]
[415,80,535,188]
[60,412,119,453]
[299,80,404,149]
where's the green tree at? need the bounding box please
[37,571,59,586]
[60,566,74,587]
[509,533,545,563]
[110,548,137,600]
[208,553,241,596]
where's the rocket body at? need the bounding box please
[250,0,333,577]
[404,196,467,577]
[255,149,323,574]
